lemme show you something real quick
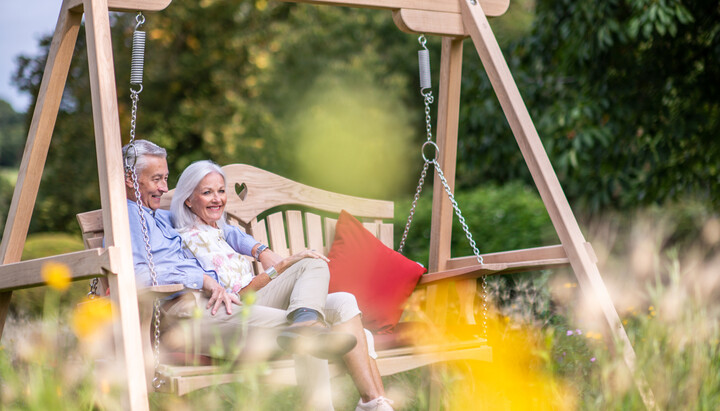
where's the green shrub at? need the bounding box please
[394,181,557,266]
[393,182,557,318]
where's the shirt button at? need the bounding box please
[192,283,197,288]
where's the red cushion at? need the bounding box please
[327,210,426,332]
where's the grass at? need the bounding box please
[1,210,719,409]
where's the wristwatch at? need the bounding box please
[265,265,279,280]
[253,244,268,260]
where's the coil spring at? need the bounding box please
[418,48,431,91]
[130,30,146,85]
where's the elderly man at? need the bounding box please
[122,139,340,409]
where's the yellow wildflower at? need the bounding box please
[71,297,114,340]
[42,262,71,291]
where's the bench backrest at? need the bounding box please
[77,164,395,275]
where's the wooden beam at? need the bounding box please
[0,0,83,336]
[418,258,570,286]
[67,0,172,12]
[0,248,116,292]
[279,0,509,17]
[459,0,656,408]
[83,0,149,408]
[393,9,467,37]
[447,243,597,268]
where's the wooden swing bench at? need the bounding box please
[76,163,575,395]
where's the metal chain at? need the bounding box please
[431,160,489,337]
[398,160,429,254]
[398,36,435,253]
[88,278,99,298]
[128,162,164,389]
[124,11,165,390]
[129,90,141,141]
[398,34,489,339]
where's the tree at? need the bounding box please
[14,1,426,233]
[0,99,25,168]
[458,0,720,212]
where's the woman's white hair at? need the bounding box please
[121,139,167,174]
[171,160,228,231]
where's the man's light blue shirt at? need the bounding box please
[126,199,260,289]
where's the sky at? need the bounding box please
[0,0,63,113]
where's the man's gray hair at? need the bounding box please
[122,139,167,174]
[171,160,228,230]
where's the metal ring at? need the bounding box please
[130,84,143,94]
[418,34,427,49]
[152,376,164,389]
[124,143,138,170]
[135,12,145,29]
[422,141,439,162]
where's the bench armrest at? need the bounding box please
[137,283,185,301]
[417,263,508,287]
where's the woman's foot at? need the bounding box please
[277,321,357,359]
[355,396,394,411]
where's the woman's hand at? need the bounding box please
[202,274,240,315]
[276,249,329,274]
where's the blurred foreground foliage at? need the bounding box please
[3,222,719,410]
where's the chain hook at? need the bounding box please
[418,34,428,49]
[135,12,145,30]
[152,375,165,389]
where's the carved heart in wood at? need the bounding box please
[235,182,248,201]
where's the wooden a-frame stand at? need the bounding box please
[0,0,654,409]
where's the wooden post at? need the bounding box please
[83,0,149,408]
[427,37,465,324]
[0,0,82,336]
[458,0,655,408]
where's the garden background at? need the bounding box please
[1,0,719,409]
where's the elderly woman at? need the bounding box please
[170,160,393,411]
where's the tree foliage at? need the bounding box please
[0,99,24,235]
[459,0,720,212]
[0,100,25,168]
[10,0,719,234]
[14,1,424,233]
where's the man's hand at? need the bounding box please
[202,275,240,315]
